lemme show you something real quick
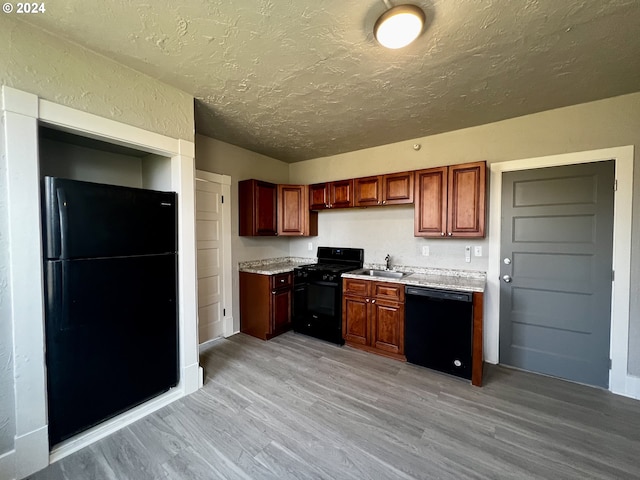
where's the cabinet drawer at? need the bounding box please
[372,282,404,302]
[271,272,292,289]
[343,278,370,297]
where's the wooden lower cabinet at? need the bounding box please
[370,299,405,355]
[342,278,405,360]
[240,271,292,340]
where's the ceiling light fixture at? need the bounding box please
[374,2,426,49]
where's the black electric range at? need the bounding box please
[293,247,364,344]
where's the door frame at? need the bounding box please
[486,145,634,398]
[195,169,234,339]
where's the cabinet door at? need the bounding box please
[354,176,382,207]
[271,287,291,335]
[414,167,447,237]
[278,185,317,236]
[309,183,329,210]
[239,179,277,236]
[383,171,414,205]
[342,295,369,345]
[330,179,354,208]
[370,299,404,355]
[448,161,486,237]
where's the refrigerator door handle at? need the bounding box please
[46,261,70,333]
[56,188,69,259]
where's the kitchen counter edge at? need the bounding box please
[238,257,314,275]
[342,270,486,293]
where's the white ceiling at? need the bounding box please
[21,0,640,162]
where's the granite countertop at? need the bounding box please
[342,265,486,293]
[238,257,315,275]
[239,258,486,292]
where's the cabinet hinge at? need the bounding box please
[221,195,224,204]
[612,270,615,282]
[609,358,612,370]
[614,179,618,191]
[223,308,226,316]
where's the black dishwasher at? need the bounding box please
[405,286,473,380]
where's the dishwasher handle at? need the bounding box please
[405,286,472,303]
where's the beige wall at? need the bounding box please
[289,92,640,377]
[0,16,194,141]
[195,135,291,333]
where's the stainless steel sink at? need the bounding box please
[355,269,408,279]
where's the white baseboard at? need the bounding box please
[620,374,640,400]
[0,449,16,480]
[223,316,235,338]
[14,426,48,479]
[50,387,182,463]
[183,362,201,395]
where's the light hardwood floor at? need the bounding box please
[29,332,640,479]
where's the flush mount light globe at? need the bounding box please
[374,4,426,49]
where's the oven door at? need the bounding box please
[293,280,344,344]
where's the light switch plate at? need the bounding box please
[422,246,429,256]
[308,242,313,251]
[465,245,471,263]
[474,246,482,257]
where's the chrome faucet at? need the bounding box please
[385,254,391,270]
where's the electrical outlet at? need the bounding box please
[465,245,471,263]
[422,246,429,256]
[307,242,313,251]
[474,246,482,257]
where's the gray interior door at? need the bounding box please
[499,161,614,388]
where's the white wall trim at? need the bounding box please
[0,449,16,480]
[1,85,200,478]
[487,145,635,399]
[49,388,182,463]
[1,86,38,117]
[38,99,181,156]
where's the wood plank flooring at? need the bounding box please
[29,332,640,479]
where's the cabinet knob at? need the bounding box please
[371,299,376,304]
[366,298,370,303]
[378,201,381,205]
[271,290,276,294]
[448,232,453,236]
[382,201,386,205]
[280,279,285,283]
[441,232,445,236]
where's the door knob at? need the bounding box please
[502,275,512,283]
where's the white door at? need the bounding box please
[195,172,231,343]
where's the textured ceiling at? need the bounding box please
[20,0,640,162]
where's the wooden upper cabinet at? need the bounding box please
[354,176,382,207]
[354,172,414,207]
[414,161,486,238]
[330,179,354,208]
[239,179,277,236]
[309,180,354,210]
[277,184,318,236]
[383,171,414,205]
[414,167,448,237]
[448,162,486,237]
[309,183,329,210]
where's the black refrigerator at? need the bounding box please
[42,176,179,446]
